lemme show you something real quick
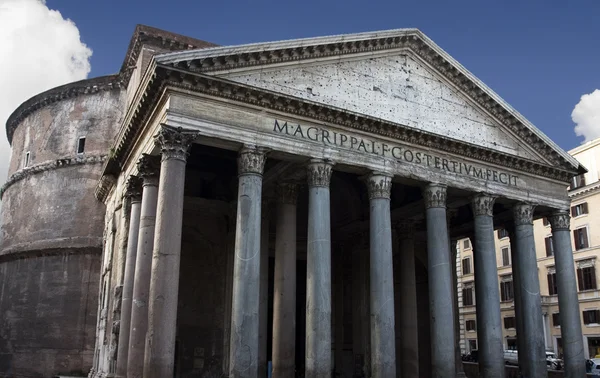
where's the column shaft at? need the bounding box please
[508,228,525,367]
[423,184,456,377]
[258,202,270,378]
[472,194,505,378]
[367,174,396,377]
[272,184,298,377]
[229,147,266,378]
[115,177,142,377]
[550,211,585,378]
[512,204,546,378]
[397,224,419,378]
[305,159,333,378]
[127,154,159,378]
[143,127,197,377]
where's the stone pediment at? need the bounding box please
[220,53,541,161]
[155,29,582,174]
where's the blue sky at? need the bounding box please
[36,1,600,151]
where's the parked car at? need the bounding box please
[462,350,478,362]
[503,350,518,366]
[546,351,562,370]
[587,358,600,376]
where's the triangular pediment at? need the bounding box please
[156,29,582,173]
[219,53,543,161]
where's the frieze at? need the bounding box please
[423,184,447,209]
[160,32,573,172]
[307,159,333,187]
[273,119,519,187]
[154,125,199,162]
[0,154,106,200]
[513,203,535,226]
[548,211,570,231]
[366,173,392,200]
[471,194,497,217]
[238,146,267,176]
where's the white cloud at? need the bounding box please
[573,89,600,143]
[0,0,92,188]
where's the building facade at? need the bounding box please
[457,137,600,361]
[0,25,589,378]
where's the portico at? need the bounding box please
[95,29,585,378]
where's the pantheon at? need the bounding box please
[0,25,586,378]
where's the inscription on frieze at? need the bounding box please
[272,120,519,186]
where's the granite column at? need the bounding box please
[305,159,334,378]
[423,183,456,377]
[143,126,198,377]
[512,203,547,377]
[366,173,396,378]
[127,154,160,378]
[272,183,298,377]
[549,211,585,378]
[229,146,267,378]
[472,194,505,378]
[396,221,419,378]
[115,176,142,377]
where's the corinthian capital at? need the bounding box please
[137,154,160,185]
[154,125,198,162]
[396,220,415,239]
[366,173,392,200]
[471,193,497,217]
[125,175,143,201]
[276,182,299,205]
[238,145,267,176]
[513,203,536,226]
[423,183,447,209]
[549,210,570,231]
[307,159,334,187]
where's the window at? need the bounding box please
[571,203,589,217]
[552,313,560,327]
[583,310,600,325]
[463,239,471,250]
[571,174,586,189]
[545,236,555,257]
[543,217,550,227]
[547,270,558,295]
[498,228,509,239]
[77,137,86,154]
[504,316,516,329]
[462,284,474,306]
[574,227,590,251]
[500,276,514,301]
[466,319,476,331]
[577,263,597,291]
[507,338,518,350]
[462,257,471,275]
[468,339,477,352]
[24,151,30,167]
[502,247,510,267]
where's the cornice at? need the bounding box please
[159,31,580,173]
[569,181,600,199]
[0,154,106,199]
[5,75,122,144]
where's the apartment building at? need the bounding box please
[457,137,600,359]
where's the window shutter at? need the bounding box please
[547,274,552,294]
[582,229,589,249]
[571,206,577,217]
[592,267,597,290]
[583,202,589,214]
[545,237,553,257]
[577,268,584,291]
[574,230,580,250]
